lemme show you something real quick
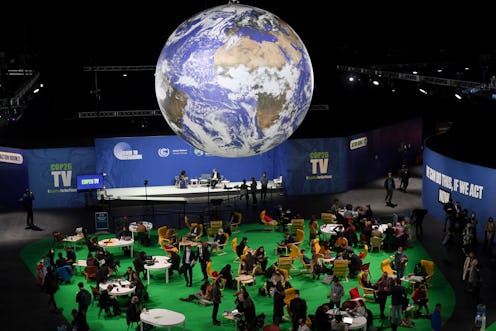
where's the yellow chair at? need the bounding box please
[294,229,305,246]
[157,226,169,244]
[291,218,305,234]
[213,232,229,256]
[230,211,242,234]
[321,212,336,224]
[277,256,293,280]
[207,220,223,238]
[332,259,350,282]
[358,271,377,302]
[359,244,369,260]
[261,210,278,231]
[420,259,435,285]
[231,237,240,262]
[370,236,383,253]
[381,259,396,278]
[284,287,297,318]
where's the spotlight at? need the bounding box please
[372,80,379,86]
[419,88,427,95]
[348,76,355,82]
[455,93,462,100]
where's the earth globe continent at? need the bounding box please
[155,3,314,157]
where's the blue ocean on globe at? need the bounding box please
[155,3,314,157]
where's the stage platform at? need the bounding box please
[97,180,282,205]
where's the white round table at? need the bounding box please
[99,280,135,296]
[140,308,186,331]
[320,224,344,240]
[144,256,172,285]
[98,238,135,257]
[129,221,153,240]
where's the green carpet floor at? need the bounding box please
[21,223,455,331]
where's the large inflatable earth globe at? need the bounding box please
[155,3,314,157]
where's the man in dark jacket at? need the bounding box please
[289,289,307,331]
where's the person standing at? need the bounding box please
[431,303,442,331]
[462,250,480,294]
[328,277,344,309]
[289,289,307,331]
[392,246,408,279]
[181,244,197,287]
[212,277,222,326]
[375,271,391,319]
[43,266,61,313]
[239,179,249,208]
[19,188,35,228]
[272,282,286,325]
[197,242,210,282]
[260,172,269,201]
[398,163,410,192]
[250,177,258,206]
[484,217,495,249]
[75,282,92,314]
[390,278,407,329]
[384,172,396,207]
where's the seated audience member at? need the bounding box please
[253,246,268,272]
[330,313,347,331]
[130,271,145,300]
[178,170,188,189]
[64,246,77,265]
[133,251,148,278]
[179,280,213,305]
[348,250,362,278]
[236,237,249,257]
[359,269,375,289]
[186,223,201,241]
[168,250,181,276]
[84,234,99,252]
[314,304,332,331]
[300,249,312,265]
[55,252,67,268]
[219,263,234,289]
[99,284,121,315]
[334,234,348,252]
[210,168,221,188]
[122,266,134,282]
[86,253,97,267]
[209,228,227,250]
[95,264,113,286]
[265,269,285,295]
[116,225,132,240]
[277,232,295,255]
[371,225,383,239]
[125,296,141,326]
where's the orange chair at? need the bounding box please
[84,265,99,283]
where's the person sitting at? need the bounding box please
[95,264,114,286]
[64,246,77,265]
[86,253,97,267]
[116,225,132,240]
[277,232,295,255]
[334,234,348,252]
[130,271,145,300]
[179,280,213,305]
[210,168,221,188]
[168,250,181,276]
[348,249,362,278]
[352,299,368,318]
[209,228,227,251]
[55,252,67,268]
[99,284,121,315]
[178,170,188,189]
[253,246,268,272]
[125,296,141,326]
[122,266,134,282]
[359,269,375,289]
[236,237,249,258]
[300,249,312,265]
[186,223,201,241]
[330,313,347,331]
[133,251,147,278]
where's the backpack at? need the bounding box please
[81,290,92,306]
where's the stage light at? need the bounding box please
[40,83,44,88]
[122,73,127,77]
[455,93,462,100]
[348,76,355,82]
[33,88,39,94]
[372,80,380,86]
[419,88,427,95]
[412,71,418,75]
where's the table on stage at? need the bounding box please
[98,238,134,257]
[144,256,172,285]
[99,280,136,297]
[140,308,186,331]
[129,221,153,240]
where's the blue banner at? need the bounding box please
[422,145,496,239]
[95,136,281,188]
[286,138,348,195]
[26,147,96,209]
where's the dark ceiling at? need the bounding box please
[1,1,495,151]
